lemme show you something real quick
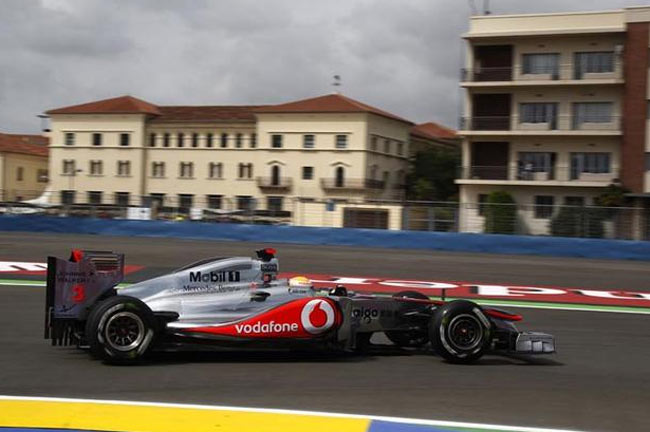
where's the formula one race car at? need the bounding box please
[44,249,555,364]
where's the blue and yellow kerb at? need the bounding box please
[0,396,579,432]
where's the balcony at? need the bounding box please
[256,177,293,191]
[459,115,621,135]
[461,63,623,85]
[457,165,619,186]
[320,178,385,191]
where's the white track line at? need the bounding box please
[0,395,584,432]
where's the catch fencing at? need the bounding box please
[1,193,648,241]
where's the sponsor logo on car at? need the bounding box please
[235,321,299,334]
[260,263,278,272]
[301,299,336,334]
[189,270,240,283]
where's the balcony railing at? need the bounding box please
[460,116,621,132]
[320,178,385,190]
[256,177,293,189]
[461,63,622,83]
[458,166,619,183]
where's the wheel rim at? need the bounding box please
[447,314,483,351]
[105,311,145,352]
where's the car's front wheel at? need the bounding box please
[85,296,157,364]
[429,300,491,363]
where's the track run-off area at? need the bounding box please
[1,232,649,432]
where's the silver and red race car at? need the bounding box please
[44,248,555,364]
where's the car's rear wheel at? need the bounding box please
[85,296,157,364]
[429,300,491,364]
[385,291,430,348]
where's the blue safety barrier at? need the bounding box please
[2,215,650,261]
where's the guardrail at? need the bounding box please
[459,116,622,131]
[458,166,620,183]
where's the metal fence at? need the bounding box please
[0,194,648,241]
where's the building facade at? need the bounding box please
[457,6,650,235]
[45,93,454,228]
[0,132,49,201]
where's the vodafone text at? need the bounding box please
[235,321,299,334]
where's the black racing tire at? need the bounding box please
[85,296,157,364]
[385,291,430,348]
[429,300,491,364]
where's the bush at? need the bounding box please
[550,207,605,238]
[484,191,517,234]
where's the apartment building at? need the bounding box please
[44,93,453,227]
[457,6,650,235]
[0,132,49,201]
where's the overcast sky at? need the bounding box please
[0,0,646,133]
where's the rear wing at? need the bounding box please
[45,250,124,345]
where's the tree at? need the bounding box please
[550,207,605,238]
[484,191,517,234]
[406,148,460,201]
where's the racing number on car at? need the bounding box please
[71,284,85,303]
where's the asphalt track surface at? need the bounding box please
[1,232,649,431]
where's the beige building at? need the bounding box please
[44,93,454,228]
[0,132,49,201]
[457,6,650,235]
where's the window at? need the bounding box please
[238,163,253,179]
[115,192,130,206]
[570,152,611,179]
[207,195,223,209]
[250,133,257,148]
[522,53,559,76]
[89,160,103,175]
[519,103,558,127]
[179,162,194,178]
[92,133,102,146]
[302,166,314,180]
[271,165,281,186]
[573,102,613,127]
[382,171,390,186]
[335,134,348,149]
[61,190,75,205]
[88,191,102,205]
[564,196,585,206]
[534,195,554,219]
[117,161,131,176]
[149,193,165,208]
[16,167,24,181]
[574,52,614,79]
[206,133,214,148]
[272,134,283,148]
[303,134,315,149]
[163,133,171,147]
[120,133,130,146]
[149,133,156,147]
[235,133,243,148]
[209,162,223,179]
[478,194,488,216]
[192,133,199,148]
[397,142,404,156]
[646,153,650,171]
[267,196,283,213]
[518,152,556,179]
[384,139,390,153]
[64,133,75,146]
[335,166,345,187]
[369,165,378,180]
[177,133,184,148]
[37,169,48,183]
[220,133,228,148]
[152,162,165,178]
[62,159,75,175]
[178,194,193,209]
[371,136,378,151]
[236,195,253,211]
